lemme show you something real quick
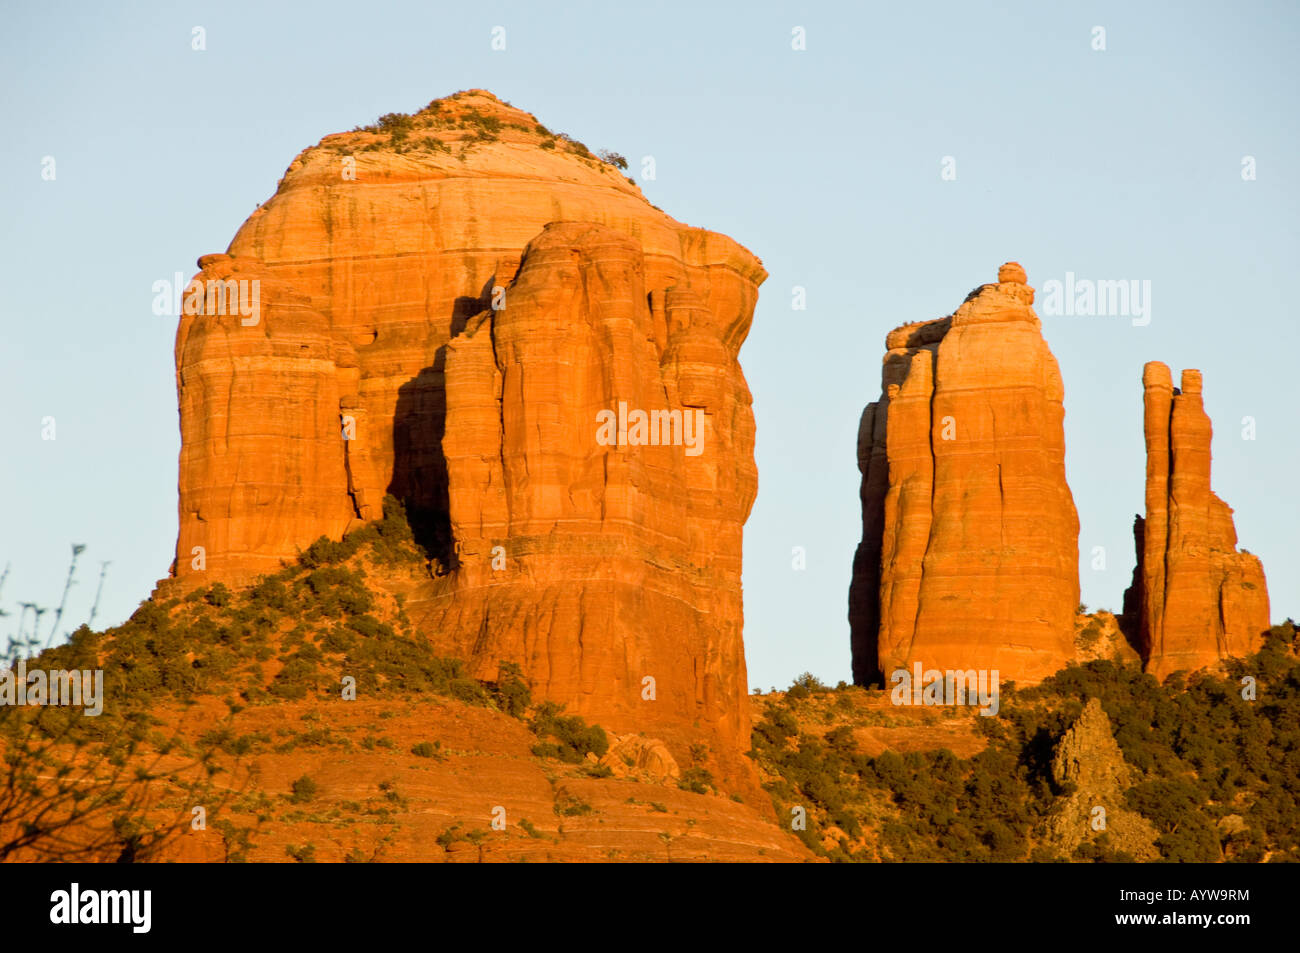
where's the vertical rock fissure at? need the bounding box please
[488,305,509,536]
[342,433,363,520]
[909,352,941,665]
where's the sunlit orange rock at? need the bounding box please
[850,263,1080,685]
[1128,362,1270,679]
[166,91,765,779]
[423,221,761,782]
[174,254,359,583]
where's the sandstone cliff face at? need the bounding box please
[419,221,759,777]
[1127,362,1269,679]
[175,255,360,582]
[169,91,765,778]
[849,263,1080,685]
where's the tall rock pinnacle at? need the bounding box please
[1126,362,1270,679]
[850,262,1080,685]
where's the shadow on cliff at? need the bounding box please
[388,289,493,573]
[1117,514,1147,655]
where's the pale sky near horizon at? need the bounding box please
[1,0,1296,690]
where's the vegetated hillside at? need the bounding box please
[2,498,810,863]
[9,495,1295,863]
[751,623,1300,863]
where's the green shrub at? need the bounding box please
[376,112,414,144]
[462,109,503,133]
[289,776,319,804]
[203,583,231,608]
[597,149,628,170]
[553,789,592,816]
[529,703,607,762]
[285,842,316,863]
[490,661,531,717]
[678,767,713,795]
[411,741,446,760]
[300,536,349,568]
[249,577,290,611]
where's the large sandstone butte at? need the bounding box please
[1123,362,1270,679]
[849,263,1080,686]
[168,91,766,781]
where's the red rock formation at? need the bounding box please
[1129,362,1270,679]
[850,263,1080,685]
[174,254,360,582]
[166,91,765,778]
[422,222,759,778]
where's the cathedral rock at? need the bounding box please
[849,263,1081,686]
[167,91,765,779]
[1125,362,1270,679]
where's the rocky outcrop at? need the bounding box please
[1073,610,1142,666]
[850,263,1080,686]
[1043,698,1158,860]
[174,255,359,582]
[172,90,762,583]
[415,221,760,781]
[1126,363,1270,679]
[599,734,682,782]
[166,91,765,780]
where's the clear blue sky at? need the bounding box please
[2,1,1296,690]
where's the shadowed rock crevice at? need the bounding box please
[389,364,457,573]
